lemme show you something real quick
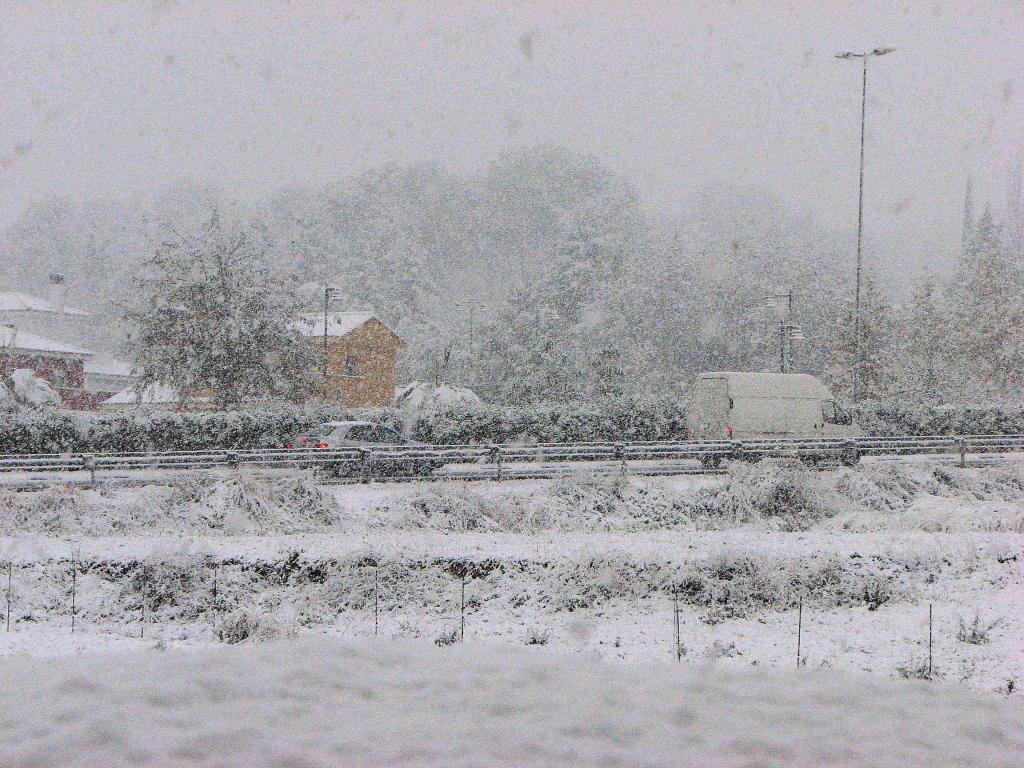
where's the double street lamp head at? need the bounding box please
[835,47,896,59]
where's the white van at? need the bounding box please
[687,372,860,464]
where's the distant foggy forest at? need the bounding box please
[4,145,1023,405]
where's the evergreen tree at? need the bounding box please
[962,175,975,255]
[949,205,1024,398]
[894,278,952,402]
[825,274,895,400]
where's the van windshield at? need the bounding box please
[822,401,852,426]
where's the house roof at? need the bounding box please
[0,324,93,357]
[293,311,402,341]
[0,291,89,317]
[104,383,179,405]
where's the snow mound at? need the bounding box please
[10,368,60,407]
[0,638,1020,767]
[396,380,482,411]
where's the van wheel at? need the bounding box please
[840,449,861,467]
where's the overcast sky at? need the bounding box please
[1,1,1021,282]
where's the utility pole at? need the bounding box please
[454,300,486,380]
[767,288,802,373]
[835,46,895,401]
[779,289,792,373]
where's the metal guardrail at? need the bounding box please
[1,433,1023,485]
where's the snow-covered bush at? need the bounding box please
[956,612,1004,645]
[689,462,841,531]
[0,475,339,536]
[220,609,287,644]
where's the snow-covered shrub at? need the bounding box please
[1,474,339,536]
[862,576,893,611]
[548,474,692,529]
[434,628,459,646]
[220,609,285,644]
[670,550,919,623]
[178,475,340,533]
[897,658,940,681]
[387,486,507,532]
[122,558,207,620]
[525,627,552,645]
[957,612,1004,645]
[689,462,840,531]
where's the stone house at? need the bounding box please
[294,311,404,407]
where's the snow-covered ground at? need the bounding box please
[0,637,1021,767]
[0,459,1021,762]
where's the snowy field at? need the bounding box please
[0,459,1022,763]
[1,637,1022,768]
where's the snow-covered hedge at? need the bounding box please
[852,400,1024,437]
[408,398,688,445]
[0,406,404,454]
[3,398,1024,454]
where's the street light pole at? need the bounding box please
[322,285,335,398]
[835,46,895,402]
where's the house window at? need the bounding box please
[50,368,69,390]
[344,355,359,376]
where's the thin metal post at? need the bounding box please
[141,584,146,640]
[928,603,933,676]
[673,595,681,662]
[373,565,379,636]
[852,55,868,403]
[780,320,786,373]
[460,573,466,642]
[70,553,77,634]
[5,560,11,632]
[212,565,221,642]
[796,598,803,668]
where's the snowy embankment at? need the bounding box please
[3,459,1024,536]
[1,638,1021,768]
[0,460,1021,694]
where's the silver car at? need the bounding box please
[286,421,446,477]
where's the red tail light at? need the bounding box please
[726,426,733,438]
[285,442,293,449]
[317,442,328,449]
